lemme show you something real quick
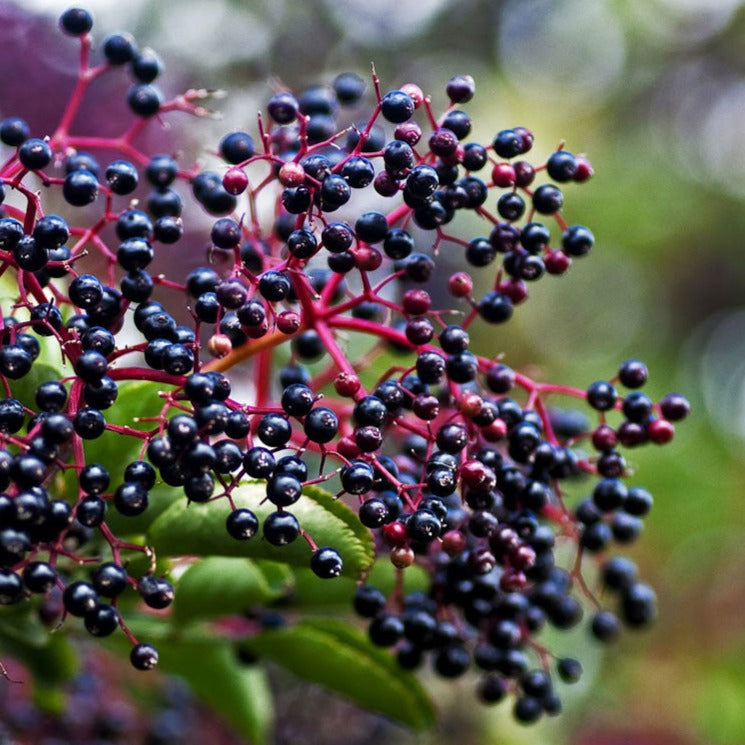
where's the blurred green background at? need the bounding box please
[10,0,745,743]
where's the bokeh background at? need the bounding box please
[3,0,745,743]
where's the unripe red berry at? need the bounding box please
[394,121,421,145]
[448,272,473,297]
[276,310,300,334]
[390,545,415,568]
[499,278,528,304]
[573,155,594,182]
[545,250,571,275]
[334,372,361,397]
[492,163,516,187]
[647,418,674,444]
[222,167,248,195]
[383,521,407,546]
[208,334,232,358]
[482,418,508,441]
[592,424,618,451]
[278,162,305,187]
[400,83,424,108]
[354,246,383,271]
[402,289,431,316]
[441,530,467,556]
[337,436,360,459]
[459,391,483,418]
[500,568,527,591]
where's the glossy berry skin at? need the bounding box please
[310,547,343,578]
[84,603,119,637]
[263,511,300,546]
[130,642,159,670]
[19,138,52,170]
[22,561,57,593]
[138,576,174,609]
[0,25,691,722]
[92,562,129,598]
[586,381,617,411]
[226,509,259,540]
[113,482,149,516]
[380,90,415,123]
[63,581,98,617]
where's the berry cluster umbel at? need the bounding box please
[0,6,689,725]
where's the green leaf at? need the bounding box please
[242,618,436,731]
[173,557,290,624]
[156,637,273,745]
[148,483,374,579]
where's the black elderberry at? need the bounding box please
[660,393,690,421]
[465,237,496,267]
[304,407,339,444]
[0,117,30,147]
[13,236,47,271]
[586,380,617,411]
[281,383,316,417]
[622,391,653,423]
[76,495,106,527]
[138,576,174,609]
[492,129,524,158]
[341,460,375,495]
[19,138,52,170]
[310,547,343,579]
[263,511,300,546]
[0,345,32,379]
[497,192,526,222]
[381,90,415,123]
[546,150,578,182]
[479,291,513,324]
[353,585,386,618]
[130,642,159,670]
[479,674,508,704]
[63,580,98,617]
[268,91,299,124]
[436,423,468,453]
[407,509,442,543]
[219,131,255,165]
[611,512,643,543]
[226,508,259,540]
[624,486,653,516]
[84,603,119,637]
[581,521,612,552]
[128,84,162,117]
[22,561,56,593]
[92,562,129,598]
[561,225,594,256]
[103,32,137,64]
[63,169,99,206]
[0,398,25,433]
[597,449,626,478]
[132,48,163,83]
[532,184,563,214]
[434,645,470,678]
[368,613,404,647]
[0,570,23,604]
[266,472,302,507]
[112,481,148,516]
[591,609,622,642]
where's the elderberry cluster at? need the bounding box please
[0,5,689,727]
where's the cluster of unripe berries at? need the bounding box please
[0,6,689,725]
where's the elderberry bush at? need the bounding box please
[0,6,690,736]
